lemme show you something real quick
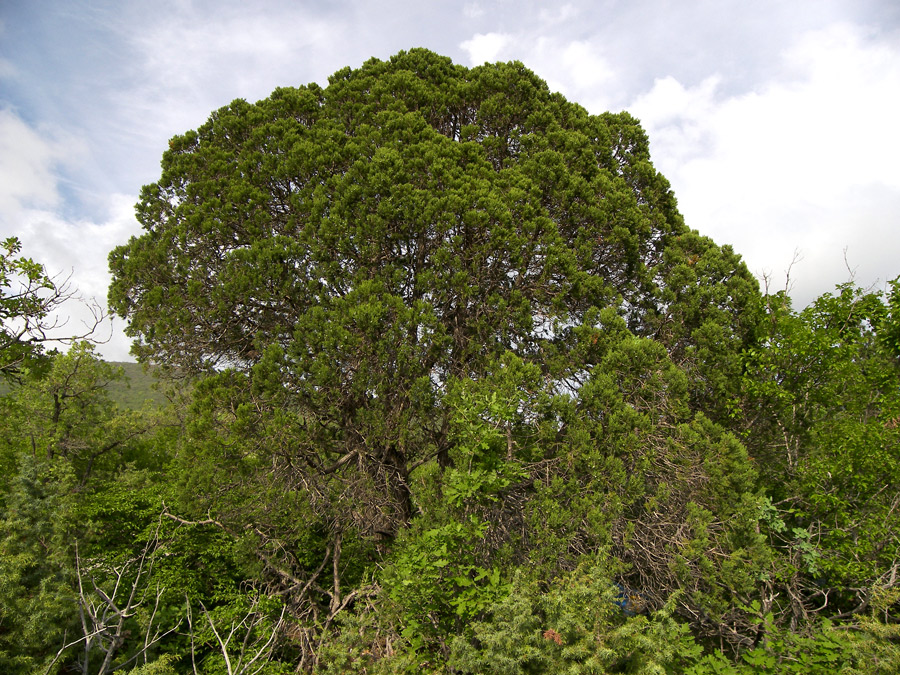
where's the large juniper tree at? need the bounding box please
[109,49,767,655]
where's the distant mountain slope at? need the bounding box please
[105,361,170,409]
[0,360,170,410]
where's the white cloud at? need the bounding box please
[629,75,721,160]
[0,110,129,357]
[137,6,335,92]
[13,194,142,361]
[460,32,512,65]
[100,4,337,169]
[510,37,619,112]
[459,31,619,111]
[628,23,900,306]
[0,109,66,215]
[553,40,616,93]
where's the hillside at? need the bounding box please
[104,361,170,409]
[0,360,168,410]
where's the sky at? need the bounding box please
[1,0,899,361]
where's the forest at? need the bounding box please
[1,49,898,674]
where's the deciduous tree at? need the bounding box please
[1,237,103,382]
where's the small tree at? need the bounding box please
[1,237,103,382]
[741,281,900,626]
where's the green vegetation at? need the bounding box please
[104,362,170,410]
[2,50,898,673]
[0,361,168,410]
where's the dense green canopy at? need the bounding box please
[109,48,761,536]
[109,48,759,384]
